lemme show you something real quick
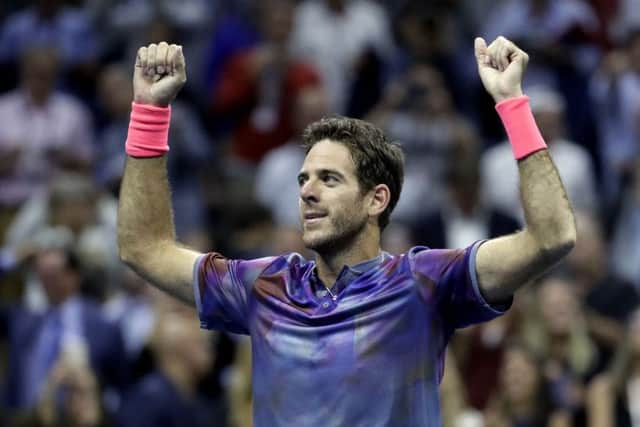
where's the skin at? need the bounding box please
[297,140,388,285]
[118,37,576,307]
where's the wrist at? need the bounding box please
[492,88,524,104]
[125,102,171,157]
[133,96,170,108]
[495,96,547,160]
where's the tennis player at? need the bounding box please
[118,36,576,426]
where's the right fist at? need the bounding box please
[133,42,186,107]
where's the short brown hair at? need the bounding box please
[302,116,404,230]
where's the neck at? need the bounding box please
[26,88,51,107]
[160,358,197,398]
[314,225,381,285]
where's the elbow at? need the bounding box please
[117,232,147,267]
[538,224,577,261]
[117,241,139,267]
[118,234,169,268]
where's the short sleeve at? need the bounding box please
[193,253,276,334]
[410,241,512,330]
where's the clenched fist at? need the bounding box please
[133,42,187,107]
[475,36,528,103]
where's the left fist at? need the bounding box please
[475,36,528,103]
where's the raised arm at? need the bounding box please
[473,37,577,304]
[117,42,200,305]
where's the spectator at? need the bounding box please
[2,247,125,412]
[14,352,113,427]
[0,0,98,68]
[566,212,639,356]
[412,143,520,250]
[481,85,598,221]
[609,157,640,290]
[0,46,94,209]
[483,342,570,427]
[482,0,601,84]
[87,0,215,91]
[390,2,473,113]
[254,85,329,227]
[369,64,479,223]
[291,0,394,115]
[2,173,118,302]
[586,307,640,427]
[211,0,320,167]
[522,276,599,416]
[609,0,640,42]
[103,268,155,365]
[455,311,520,412]
[590,30,640,205]
[203,2,260,98]
[118,310,226,427]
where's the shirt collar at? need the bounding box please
[311,252,389,298]
[346,252,387,274]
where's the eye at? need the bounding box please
[322,175,338,184]
[297,175,307,187]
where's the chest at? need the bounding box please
[248,269,444,368]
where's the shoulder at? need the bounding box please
[197,252,311,280]
[406,244,474,276]
[262,252,313,276]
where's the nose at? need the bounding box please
[300,179,318,204]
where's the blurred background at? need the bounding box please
[0,0,639,426]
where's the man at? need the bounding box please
[2,247,125,411]
[118,37,576,426]
[118,310,225,427]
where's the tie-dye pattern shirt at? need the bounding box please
[193,241,509,427]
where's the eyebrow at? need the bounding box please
[297,169,346,181]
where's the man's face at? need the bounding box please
[35,250,78,306]
[298,140,370,253]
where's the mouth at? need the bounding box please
[303,212,328,224]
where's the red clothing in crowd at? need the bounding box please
[212,50,320,164]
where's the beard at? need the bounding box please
[302,208,369,255]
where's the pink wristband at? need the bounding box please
[495,95,547,160]
[125,102,171,157]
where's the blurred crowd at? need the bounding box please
[0,0,639,426]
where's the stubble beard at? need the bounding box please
[303,210,369,256]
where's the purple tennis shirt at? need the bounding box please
[193,241,509,426]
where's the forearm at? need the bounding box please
[117,156,198,304]
[478,149,576,302]
[519,150,576,258]
[118,156,175,260]
[476,102,576,303]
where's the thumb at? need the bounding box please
[474,37,489,67]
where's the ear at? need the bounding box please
[367,184,390,219]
